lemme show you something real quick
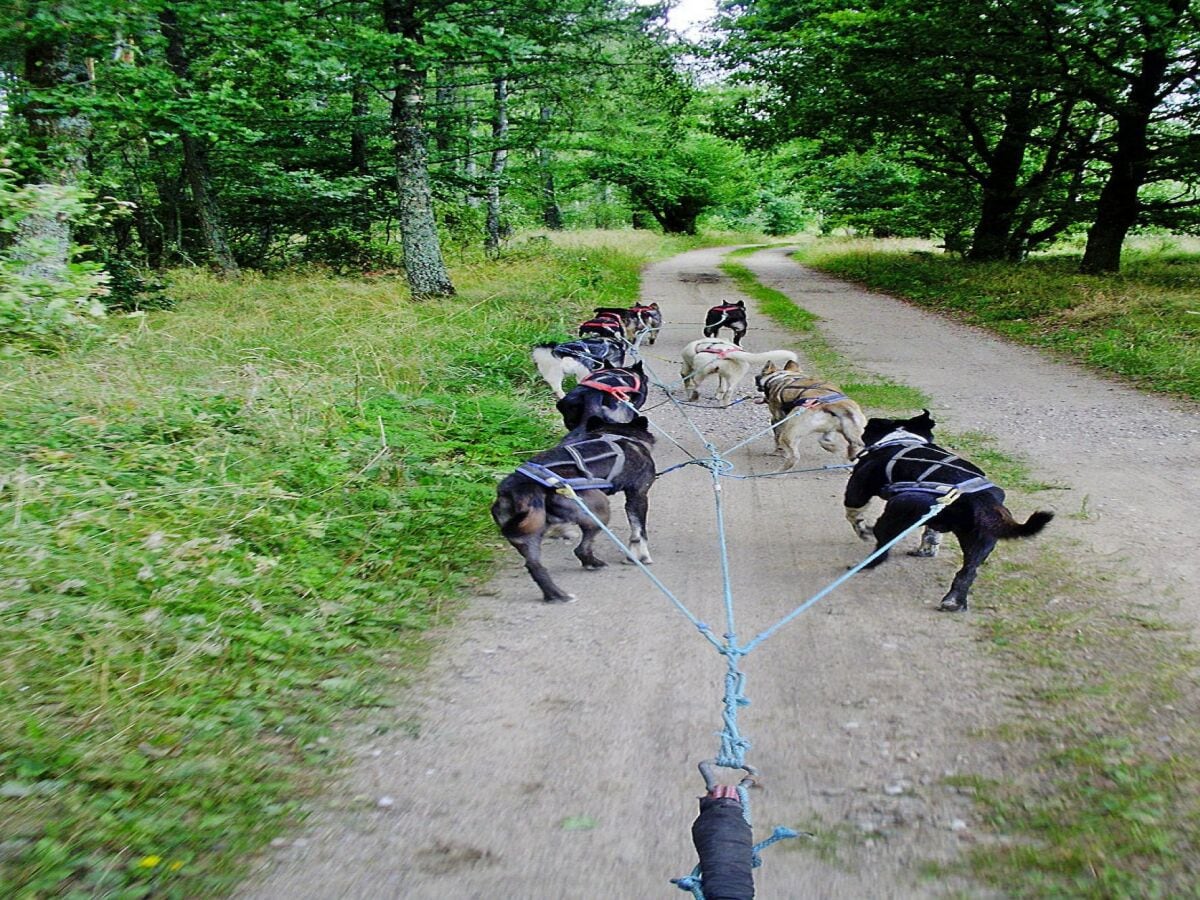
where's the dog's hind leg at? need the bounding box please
[622,489,653,564]
[558,490,609,570]
[908,527,942,558]
[938,530,997,612]
[504,514,576,603]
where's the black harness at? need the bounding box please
[553,339,622,371]
[866,437,997,499]
[516,434,650,492]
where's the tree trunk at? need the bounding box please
[966,93,1032,262]
[539,105,563,230]
[1078,0,1184,274]
[13,2,90,283]
[484,75,509,257]
[159,6,239,277]
[383,0,454,297]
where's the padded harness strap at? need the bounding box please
[579,370,643,402]
[879,444,996,498]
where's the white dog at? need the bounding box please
[680,338,799,404]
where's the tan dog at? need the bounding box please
[756,360,866,467]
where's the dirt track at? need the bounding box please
[246,246,1200,898]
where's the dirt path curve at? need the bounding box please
[246,246,1200,899]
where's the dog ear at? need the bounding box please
[631,415,649,430]
[650,302,659,309]
[914,409,936,429]
[736,300,745,307]
[630,360,644,372]
[784,359,801,371]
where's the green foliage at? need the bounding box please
[0,231,668,895]
[0,164,108,347]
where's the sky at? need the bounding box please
[664,0,720,38]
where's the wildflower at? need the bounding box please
[138,855,161,868]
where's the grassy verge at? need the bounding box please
[794,240,1200,401]
[0,230,694,896]
[721,248,1200,896]
[719,250,929,412]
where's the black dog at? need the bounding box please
[492,416,656,603]
[703,300,748,345]
[555,361,648,431]
[843,410,1053,611]
[578,312,626,341]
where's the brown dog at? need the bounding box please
[756,360,866,467]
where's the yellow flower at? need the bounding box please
[169,861,183,871]
[138,855,162,869]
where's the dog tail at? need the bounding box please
[999,509,1055,539]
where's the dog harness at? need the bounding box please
[696,343,744,360]
[579,318,623,337]
[578,369,644,403]
[760,373,848,412]
[553,339,620,371]
[516,434,649,492]
[707,304,744,315]
[868,439,997,499]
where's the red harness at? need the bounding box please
[579,371,643,402]
[697,345,744,359]
[709,304,743,314]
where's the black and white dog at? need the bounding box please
[703,300,748,345]
[844,410,1053,611]
[531,337,625,398]
[592,303,663,345]
[555,361,648,431]
[492,416,656,603]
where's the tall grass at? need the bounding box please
[796,240,1200,400]
[0,231,686,896]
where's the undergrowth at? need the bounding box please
[0,230,695,896]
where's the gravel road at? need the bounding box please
[245,245,1200,899]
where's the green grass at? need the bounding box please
[0,230,690,896]
[961,548,1200,897]
[795,242,1200,400]
[720,248,1200,896]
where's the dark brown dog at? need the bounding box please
[492,416,656,603]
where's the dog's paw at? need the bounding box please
[907,547,938,558]
[581,559,607,570]
[938,597,967,612]
[544,593,577,604]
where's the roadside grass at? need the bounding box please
[722,249,1200,896]
[953,545,1200,897]
[0,229,692,896]
[719,253,929,413]
[794,241,1200,401]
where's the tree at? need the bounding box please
[1052,0,1200,273]
[716,0,1095,260]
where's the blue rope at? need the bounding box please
[556,337,956,897]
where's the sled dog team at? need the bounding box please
[495,300,1052,611]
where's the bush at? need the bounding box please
[0,159,108,347]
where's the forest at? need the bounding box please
[2,0,1198,341]
[2,1,1200,897]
